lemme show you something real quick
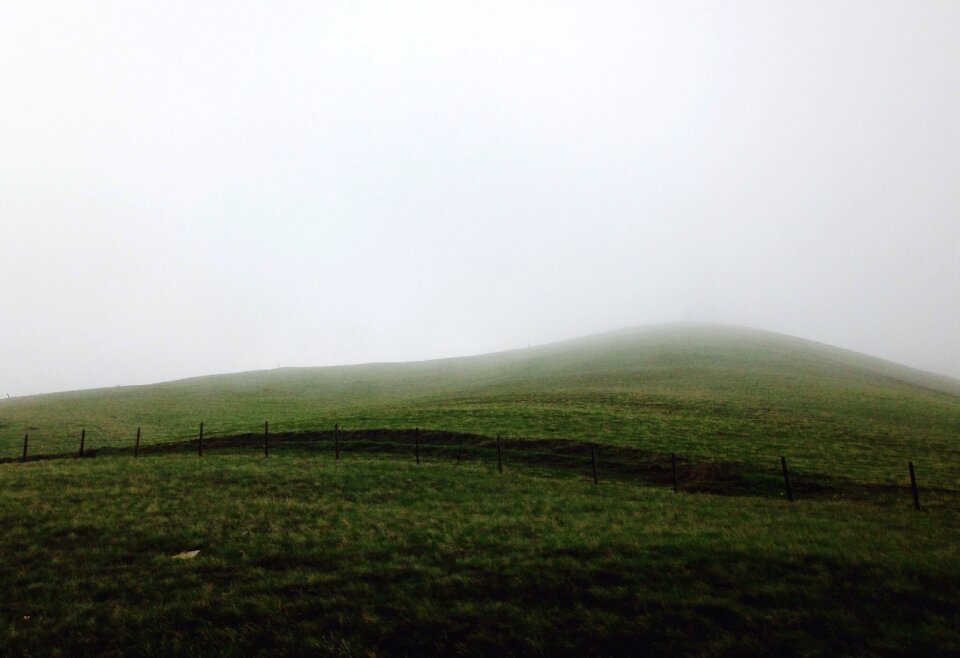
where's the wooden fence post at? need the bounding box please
[780,456,793,502]
[135,427,141,458]
[591,443,598,484]
[415,427,420,464]
[198,422,204,457]
[264,421,269,458]
[22,434,28,462]
[497,435,503,474]
[671,453,678,493]
[335,424,340,460]
[79,429,85,457]
[909,461,921,510]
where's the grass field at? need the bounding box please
[2,324,959,655]
[3,452,959,656]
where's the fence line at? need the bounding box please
[4,425,949,489]
[1,421,953,510]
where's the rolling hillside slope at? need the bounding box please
[2,323,959,486]
[3,324,960,656]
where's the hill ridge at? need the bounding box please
[148,322,960,397]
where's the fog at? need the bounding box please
[2,1,959,396]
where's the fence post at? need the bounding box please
[780,456,793,502]
[335,424,340,460]
[22,434,28,462]
[264,421,269,458]
[908,461,921,510]
[497,435,503,474]
[135,427,141,458]
[591,443,598,484]
[415,427,420,464]
[79,429,85,457]
[456,436,463,465]
[671,453,678,493]
[198,422,204,457]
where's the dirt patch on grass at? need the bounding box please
[679,462,747,493]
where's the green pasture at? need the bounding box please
[2,452,958,656]
[2,324,959,654]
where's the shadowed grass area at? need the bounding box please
[7,429,955,509]
[2,452,959,656]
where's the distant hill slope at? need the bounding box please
[2,323,959,486]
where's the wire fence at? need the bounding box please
[1,420,955,510]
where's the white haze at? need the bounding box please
[1,1,958,396]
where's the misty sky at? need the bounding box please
[2,1,959,396]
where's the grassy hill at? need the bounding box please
[3,323,959,486]
[2,323,960,655]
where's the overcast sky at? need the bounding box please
[2,1,959,396]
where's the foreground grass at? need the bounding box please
[2,452,958,656]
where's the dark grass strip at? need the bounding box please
[3,428,956,508]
